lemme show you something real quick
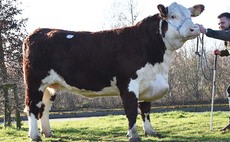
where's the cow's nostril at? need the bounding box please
[190,28,194,32]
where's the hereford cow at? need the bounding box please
[23,2,204,142]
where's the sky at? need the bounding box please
[21,0,230,34]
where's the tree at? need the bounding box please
[106,0,139,28]
[0,0,27,127]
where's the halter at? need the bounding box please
[161,17,192,49]
[166,17,191,32]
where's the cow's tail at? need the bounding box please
[22,36,30,60]
[22,40,28,113]
[22,38,27,54]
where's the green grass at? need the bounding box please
[1,111,230,142]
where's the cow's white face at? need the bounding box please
[158,2,204,50]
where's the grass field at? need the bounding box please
[1,111,230,142]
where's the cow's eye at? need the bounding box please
[171,15,175,19]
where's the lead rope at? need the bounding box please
[195,34,212,80]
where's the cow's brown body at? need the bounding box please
[23,2,204,142]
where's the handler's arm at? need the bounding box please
[206,29,230,41]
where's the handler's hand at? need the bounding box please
[197,24,206,34]
[214,49,221,55]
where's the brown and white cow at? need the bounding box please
[23,2,204,142]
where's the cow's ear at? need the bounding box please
[157,4,168,19]
[188,4,205,17]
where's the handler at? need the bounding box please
[197,12,230,131]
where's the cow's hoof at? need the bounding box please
[43,132,53,138]
[44,134,53,138]
[221,128,228,132]
[30,136,42,141]
[221,124,230,132]
[145,132,162,138]
[154,133,163,138]
[29,132,41,141]
[129,137,141,142]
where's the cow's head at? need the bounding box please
[158,2,204,50]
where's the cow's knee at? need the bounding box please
[139,102,151,118]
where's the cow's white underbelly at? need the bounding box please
[39,70,120,98]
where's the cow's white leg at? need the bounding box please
[40,87,56,137]
[127,123,140,141]
[142,113,158,136]
[138,102,160,137]
[28,113,41,140]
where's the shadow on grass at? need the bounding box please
[18,125,230,142]
[141,130,230,142]
[51,126,127,142]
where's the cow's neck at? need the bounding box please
[136,15,167,65]
[163,36,185,51]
